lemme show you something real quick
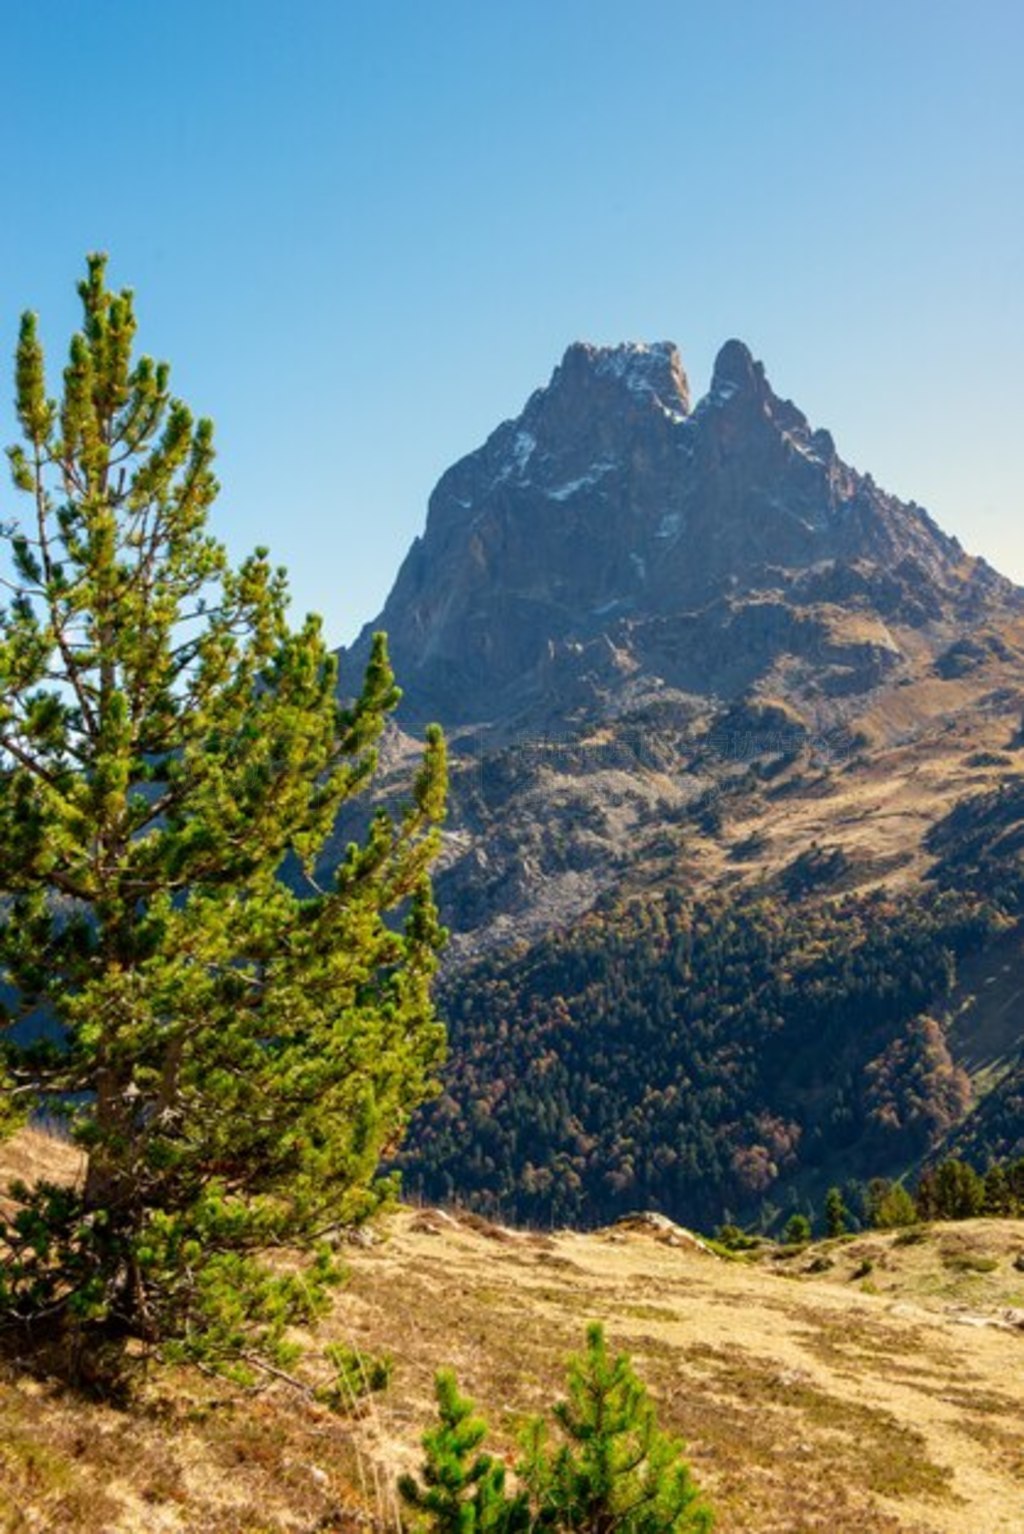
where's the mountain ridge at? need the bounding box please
[334,337,1024,969]
[333,338,1024,1225]
[345,337,1017,733]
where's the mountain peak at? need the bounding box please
[551,340,691,420]
[347,333,1013,726]
[710,338,766,400]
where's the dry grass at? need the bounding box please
[0,1126,83,1220]
[1,1123,1024,1532]
[328,1210,1024,1534]
[702,635,1024,910]
[0,1348,383,1533]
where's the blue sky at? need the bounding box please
[1,1,1021,645]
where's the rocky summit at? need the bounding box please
[358,344,1024,1233]
[346,338,1016,734]
[338,340,1024,967]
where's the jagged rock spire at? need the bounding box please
[343,337,1000,726]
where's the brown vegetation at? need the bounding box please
[2,1128,1022,1533]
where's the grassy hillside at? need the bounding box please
[2,1128,1023,1534]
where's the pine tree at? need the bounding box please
[399,1371,529,1534]
[824,1186,848,1238]
[520,1323,713,1534]
[866,1179,917,1230]
[923,1159,985,1221]
[782,1213,811,1246]
[0,256,447,1371]
[1006,1157,1024,1212]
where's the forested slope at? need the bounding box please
[401,779,1024,1229]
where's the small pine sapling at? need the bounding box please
[399,1370,529,1534]
[519,1322,713,1534]
[315,1341,393,1413]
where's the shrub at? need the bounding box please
[399,1370,528,1534]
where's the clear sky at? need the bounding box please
[1,1,1021,645]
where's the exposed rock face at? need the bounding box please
[339,338,1023,961]
[345,338,1013,731]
